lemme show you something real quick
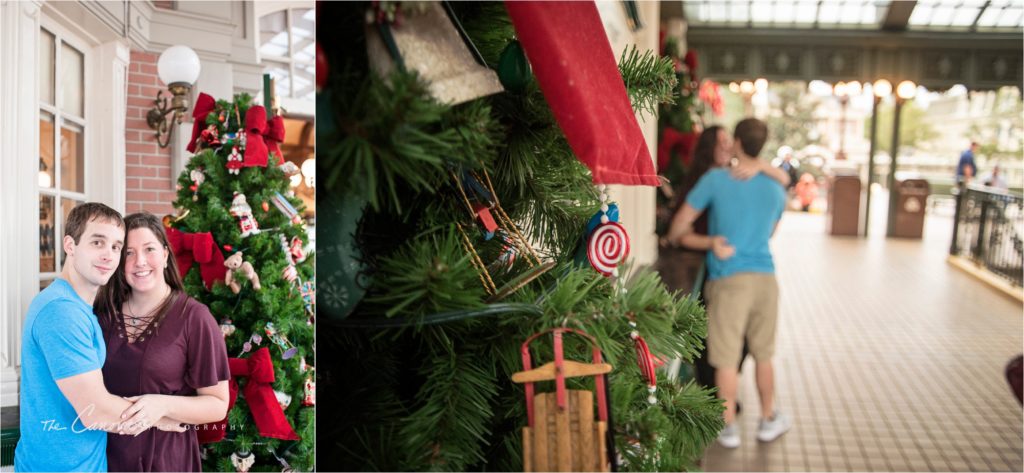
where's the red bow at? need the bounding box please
[266,115,285,165]
[242,106,286,168]
[198,347,300,443]
[166,227,226,290]
[186,93,217,154]
[657,127,699,172]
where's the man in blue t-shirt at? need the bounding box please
[666,118,791,449]
[15,203,181,472]
[956,141,979,184]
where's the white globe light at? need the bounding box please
[873,79,892,98]
[157,45,201,86]
[896,80,917,100]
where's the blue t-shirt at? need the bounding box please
[956,149,976,180]
[15,278,107,472]
[686,168,786,281]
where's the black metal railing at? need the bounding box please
[950,184,1024,287]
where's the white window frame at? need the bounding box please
[38,24,90,286]
[0,3,128,408]
[258,6,315,116]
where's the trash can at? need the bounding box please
[827,173,861,236]
[891,178,929,238]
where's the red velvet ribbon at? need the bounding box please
[657,127,699,172]
[265,115,285,165]
[166,227,227,290]
[242,106,285,167]
[197,347,301,444]
[505,1,659,186]
[186,93,217,154]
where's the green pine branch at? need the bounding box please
[619,45,678,119]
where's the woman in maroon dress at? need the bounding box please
[95,212,230,471]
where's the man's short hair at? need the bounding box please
[734,118,769,158]
[64,202,124,244]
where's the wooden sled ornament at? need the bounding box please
[512,328,613,472]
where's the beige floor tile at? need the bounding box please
[701,212,1023,472]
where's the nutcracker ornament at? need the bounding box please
[229,192,260,237]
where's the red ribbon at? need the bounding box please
[657,127,699,172]
[166,227,227,290]
[198,347,301,444]
[266,115,285,165]
[186,93,217,154]
[242,106,285,167]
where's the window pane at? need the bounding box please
[39,195,56,273]
[260,11,289,57]
[264,61,291,100]
[40,279,53,290]
[292,8,314,57]
[39,112,55,189]
[40,30,54,105]
[294,63,315,101]
[60,42,84,117]
[60,198,81,269]
[60,122,84,192]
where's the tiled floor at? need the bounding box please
[703,201,1024,472]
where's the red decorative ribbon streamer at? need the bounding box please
[166,227,227,290]
[632,334,657,391]
[198,347,301,444]
[186,93,217,154]
[505,1,659,186]
[242,106,285,168]
[657,127,699,172]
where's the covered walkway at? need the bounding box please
[703,209,1023,472]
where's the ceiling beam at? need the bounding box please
[882,0,917,31]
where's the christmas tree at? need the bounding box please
[169,92,315,471]
[317,2,722,471]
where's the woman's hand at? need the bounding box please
[711,236,736,260]
[730,161,764,181]
[120,394,171,431]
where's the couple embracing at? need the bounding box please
[16,203,229,472]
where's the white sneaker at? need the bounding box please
[757,411,791,442]
[717,423,741,448]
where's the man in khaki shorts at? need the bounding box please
[667,118,790,448]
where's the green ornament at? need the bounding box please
[317,188,369,321]
[497,40,531,94]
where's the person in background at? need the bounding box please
[794,173,819,212]
[776,146,799,191]
[982,163,1009,190]
[659,127,792,393]
[956,141,979,185]
[667,118,791,449]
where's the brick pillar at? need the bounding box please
[125,50,176,216]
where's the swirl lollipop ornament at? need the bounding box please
[586,185,630,277]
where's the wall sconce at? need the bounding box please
[147,45,201,148]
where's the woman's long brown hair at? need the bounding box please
[95,212,185,327]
